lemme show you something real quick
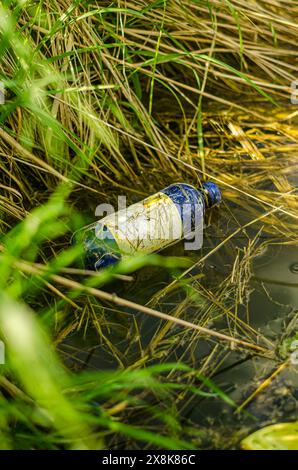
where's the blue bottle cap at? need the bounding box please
[202,181,222,208]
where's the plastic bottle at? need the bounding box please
[76,182,221,270]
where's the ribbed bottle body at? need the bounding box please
[77,182,220,270]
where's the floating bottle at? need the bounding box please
[76,182,221,270]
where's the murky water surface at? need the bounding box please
[61,195,298,448]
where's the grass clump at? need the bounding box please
[0,0,297,449]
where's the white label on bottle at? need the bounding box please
[96,192,183,255]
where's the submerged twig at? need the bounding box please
[235,361,289,413]
[12,256,271,354]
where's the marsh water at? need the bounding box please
[61,195,298,449]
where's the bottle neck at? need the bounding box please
[201,182,222,208]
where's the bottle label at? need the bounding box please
[95,192,183,255]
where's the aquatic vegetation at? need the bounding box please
[0,0,297,450]
[242,422,298,450]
